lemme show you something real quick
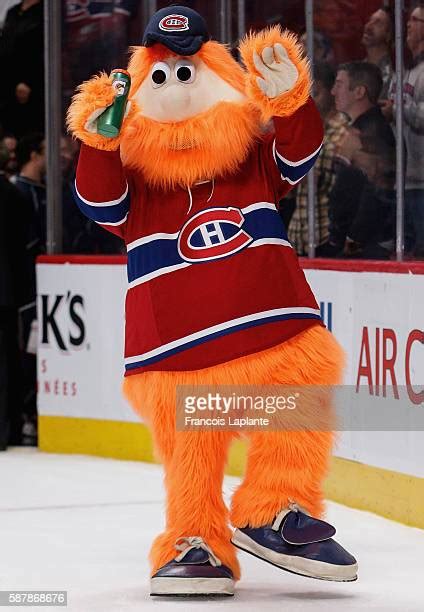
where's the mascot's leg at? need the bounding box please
[123,373,239,596]
[228,325,358,581]
[230,326,340,523]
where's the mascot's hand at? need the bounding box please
[254,44,298,99]
[240,26,311,121]
[67,72,135,151]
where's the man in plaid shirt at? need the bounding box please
[289,63,348,255]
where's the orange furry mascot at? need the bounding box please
[68,5,357,597]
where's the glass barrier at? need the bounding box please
[244,0,305,33]
[290,1,398,260]
[398,0,424,260]
[241,1,305,230]
[62,1,142,110]
[60,0,144,255]
[1,1,421,260]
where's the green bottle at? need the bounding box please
[97,69,131,138]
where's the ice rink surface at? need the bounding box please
[1,448,423,612]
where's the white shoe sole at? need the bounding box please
[231,529,358,582]
[150,576,235,596]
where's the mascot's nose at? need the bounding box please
[160,85,191,120]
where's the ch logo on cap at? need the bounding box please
[159,14,189,32]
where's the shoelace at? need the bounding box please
[271,500,307,532]
[174,536,222,567]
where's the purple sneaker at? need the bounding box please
[150,536,235,596]
[231,504,358,582]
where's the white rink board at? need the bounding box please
[36,263,135,423]
[36,262,424,478]
[305,269,424,479]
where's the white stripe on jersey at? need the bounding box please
[125,306,321,366]
[97,213,129,227]
[127,232,180,252]
[74,181,128,207]
[272,140,323,167]
[126,202,278,251]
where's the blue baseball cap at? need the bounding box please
[142,6,210,56]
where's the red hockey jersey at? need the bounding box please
[74,97,324,375]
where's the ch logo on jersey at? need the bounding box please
[159,14,189,32]
[178,207,253,263]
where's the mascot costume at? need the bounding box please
[68,6,357,597]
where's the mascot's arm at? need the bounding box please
[73,144,129,238]
[240,27,323,196]
[67,73,136,238]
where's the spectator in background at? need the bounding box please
[323,61,396,258]
[0,0,44,137]
[332,62,395,146]
[1,133,18,178]
[11,132,46,445]
[289,62,348,255]
[12,132,46,266]
[0,142,31,448]
[383,3,424,258]
[314,0,378,64]
[361,6,394,99]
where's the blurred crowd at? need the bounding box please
[289,3,424,260]
[0,1,128,449]
[0,1,423,448]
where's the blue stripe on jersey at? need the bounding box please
[72,182,130,225]
[274,145,321,184]
[125,311,321,370]
[127,205,289,285]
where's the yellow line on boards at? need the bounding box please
[39,415,156,462]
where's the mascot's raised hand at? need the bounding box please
[240,27,311,120]
[67,72,135,151]
[254,44,298,98]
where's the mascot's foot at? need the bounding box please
[231,504,358,582]
[150,536,235,596]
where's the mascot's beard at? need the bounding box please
[120,100,262,190]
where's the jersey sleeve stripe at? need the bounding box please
[74,180,128,207]
[73,181,130,224]
[98,213,129,227]
[273,140,322,184]
[273,140,323,166]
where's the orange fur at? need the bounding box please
[123,325,344,577]
[67,32,310,178]
[149,430,240,579]
[239,25,312,121]
[120,100,261,189]
[120,41,261,189]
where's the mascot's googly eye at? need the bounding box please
[151,62,171,88]
[175,60,196,84]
